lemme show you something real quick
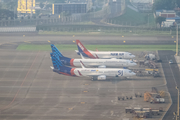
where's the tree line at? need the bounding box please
[153,0,180,11]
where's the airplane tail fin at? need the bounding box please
[51,44,64,58]
[50,53,76,76]
[50,52,64,70]
[76,40,96,59]
[76,40,88,53]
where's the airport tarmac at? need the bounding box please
[0,34,177,45]
[159,50,180,120]
[0,48,170,120]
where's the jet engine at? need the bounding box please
[98,65,106,68]
[97,75,106,80]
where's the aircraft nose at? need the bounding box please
[132,55,135,58]
[132,72,136,76]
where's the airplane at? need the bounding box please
[51,44,137,68]
[75,40,135,59]
[50,52,136,81]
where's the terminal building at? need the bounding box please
[52,3,87,15]
[17,0,36,14]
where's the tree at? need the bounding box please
[156,16,166,28]
[153,0,176,11]
[0,9,16,20]
[39,2,44,9]
[176,0,180,7]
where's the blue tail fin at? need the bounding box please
[51,44,64,58]
[50,53,64,70]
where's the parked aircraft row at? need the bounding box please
[51,44,137,68]
[50,40,136,80]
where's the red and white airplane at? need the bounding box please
[51,44,137,68]
[75,40,135,59]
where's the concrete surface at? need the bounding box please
[0,49,169,120]
[0,34,177,45]
[158,50,180,120]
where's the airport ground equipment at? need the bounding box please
[144,87,165,103]
[152,87,165,98]
[125,107,133,113]
[135,92,142,97]
[145,69,160,77]
[144,54,156,60]
[144,60,157,69]
[118,96,133,101]
[125,107,162,118]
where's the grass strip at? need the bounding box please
[16,44,177,51]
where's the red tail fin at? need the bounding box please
[76,40,88,52]
[76,40,97,59]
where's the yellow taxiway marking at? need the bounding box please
[172,36,174,38]
[24,41,31,43]
[123,41,126,43]
[73,41,75,43]
[73,35,75,37]
[174,41,176,43]
[83,91,88,93]
[48,40,51,43]
[145,69,158,71]
[4,42,18,45]
[23,35,25,37]
[122,36,124,37]
[68,108,73,110]
[81,102,85,104]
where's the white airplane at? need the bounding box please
[75,40,135,59]
[51,44,137,68]
[50,53,136,80]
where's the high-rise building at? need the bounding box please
[52,3,87,15]
[17,0,35,14]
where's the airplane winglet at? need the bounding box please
[80,53,85,59]
[80,60,85,69]
[50,66,54,69]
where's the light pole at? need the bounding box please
[176,86,179,120]
[176,24,179,56]
[148,14,149,27]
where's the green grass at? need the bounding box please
[16,44,178,51]
[109,7,156,26]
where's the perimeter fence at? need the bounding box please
[36,24,180,35]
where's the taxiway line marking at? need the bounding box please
[166,56,177,86]
[0,51,40,111]
[24,41,31,43]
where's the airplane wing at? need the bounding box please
[80,61,86,69]
[80,53,85,59]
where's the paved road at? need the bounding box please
[0,34,177,45]
[159,50,180,120]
